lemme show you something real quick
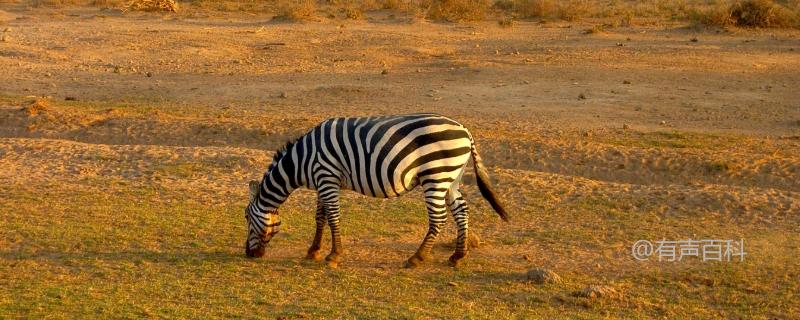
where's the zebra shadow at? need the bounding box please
[0,249,245,264]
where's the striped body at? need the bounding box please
[245,113,508,267]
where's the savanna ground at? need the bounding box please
[1,0,799,318]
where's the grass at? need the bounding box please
[1,132,798,317]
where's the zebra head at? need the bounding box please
[244,180,281,258]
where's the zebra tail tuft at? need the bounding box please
[471,145,509,222]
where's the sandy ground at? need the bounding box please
[1,3,800,318]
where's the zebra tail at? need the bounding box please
[470,144,509,222]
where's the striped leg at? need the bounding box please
[447,187,470,267]
[404,184,450,268]
[318,184,344,267]
[306,200,325,261]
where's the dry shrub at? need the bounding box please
[693,0,796,28]
[24,98,49,117]
[125,0,178,12]
[514,0,592,21]
[426,0,491,22]
[730,0,794,27]
[514,0,557,18]
[498,16,514,27]
[275,0,317,20]
[557,0,593,21]
[340,5,363,19]
[492,0,514,11]
[382,0,401,9]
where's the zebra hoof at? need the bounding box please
[448,252,467,267]
[306,250,322,261]
[404,254,426,268]
[325,253,341,263]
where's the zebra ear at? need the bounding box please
[248,180,260,202]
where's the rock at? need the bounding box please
[447,282,458,287]
[64,96,77,101]
[381,69,389,75]
[279,91,288,99]
[659,120,667,125]
[578,93,586,100]
[622,123,630,130]
[526,268,562,284]
[622,80,631,84]
[574,285,621,299]
[690,37,699,42]
[145,71,153,77]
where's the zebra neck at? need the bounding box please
[257,167,296,210]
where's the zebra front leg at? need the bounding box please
[306,200,325,261]
[319,185,344,267]
[405,187,449,268]
[447,188,470,267]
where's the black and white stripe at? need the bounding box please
[245,113,508,267]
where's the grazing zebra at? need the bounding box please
[244,113,508,268]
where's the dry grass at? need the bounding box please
[692,0,798,28]
[124,0,177,12]
[426,0,492,22]
[275,0,318,21]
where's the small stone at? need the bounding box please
[582,131,591,137]
[622,123,630,130]
[522,254,532,262]
[279,92,288,99]
[690,37,699,42]
[447,282,458,287]
[659,120,666,125]
[145,71,153,77]
[622,80,631,84]
[526,268,562,284]
[381,69,389,75]
[64,96,77,101]
[578,93,586,100]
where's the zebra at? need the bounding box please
[244,113,508,268]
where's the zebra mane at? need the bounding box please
[267,137,300,172]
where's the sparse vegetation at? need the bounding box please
[5,0,799,27]
[275,0,318,21]
[692,0,798,28]
[426,0,492,22]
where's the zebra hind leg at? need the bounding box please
[446,187,470,267]
[306,200,325,261]
[404,185,449,268]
